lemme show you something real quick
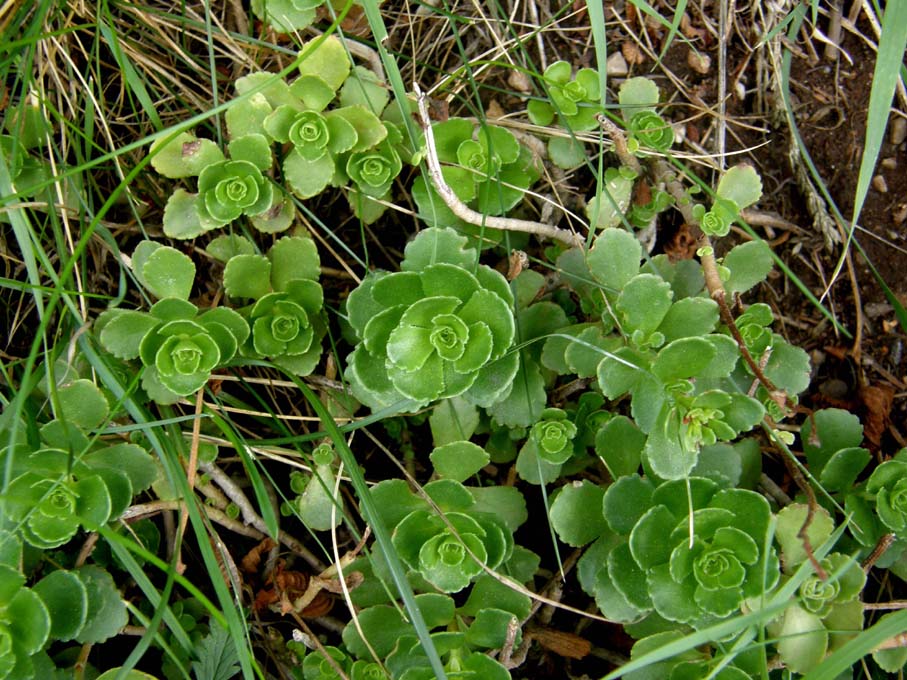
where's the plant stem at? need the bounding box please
[653,159,793,413]
[414,83,584,248]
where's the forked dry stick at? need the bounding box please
[413,83,584,248]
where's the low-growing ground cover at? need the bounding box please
[1,1,906,679]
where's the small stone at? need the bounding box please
[872,174,888,193]
[893,203,907,225]
[687,49,711,75]
[486,99,505,119]
[606,51,628,76]
[881,157,897,170]
[890,116,907,145]
[507,69,531,93]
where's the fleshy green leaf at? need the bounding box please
[225,92,272,139]
[55,379,109,430]
[777,605,827,674]
[716,165,763,210]
[74,565,128,644]
[550,480,607,546]
[430,441,489,483]
[604,474,655,535]
[162,189,207,240]
[6,585,50,655]
[138,244,195,300]
[618,77,660,118]
[227,133,272,171]
[723,239,774,295]
[596,415,646,479]
[775,504,835,571]
[330,105,387,152]
[149,132,224,178]
[547,135,587,169]
[339,66,390,113]
[464,608,521,650]
[224,254,272,299]
[586,227,642,291]
[429,397,480,447]
[297,36,351,93]
[206,234,255,262]
[586,169,636,229]
[283,148,334,199]
[652,337,716,381]
[618,274,674,336]
[270,235,320,288]
[33,570,88,641]
[802,408,864,474]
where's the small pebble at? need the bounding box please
[890,116,907,145]
[893,203,907,225]
[872,174,888,193]
[507,69,531,93]
[687,49,711,75]
[606,51,628,76]
[881,157,897,170]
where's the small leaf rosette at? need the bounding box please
[219,235,326,376]
[3,437,156,550]
[529,408,577,465]
[380,479,515,594]
[151,131,291,238]
[96,241,250,403]
[527,60,601,131]
[345,228,517,411]
[412,120,540,233]
[626,110,674,152]
[867,458,907,533]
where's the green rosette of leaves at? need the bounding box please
[692,165,763,238]
[3,449,113,549]
[614,477,779,626]
[527,60,601,131]
[867,456,907,533]
[345,228,517,411]
[767,505,866,674]
[150,130,291,238]
[346,134,403,198]
[218,234,326,376]
[627,110,674,152]
[529,407,577,465]
[375,479,516,594]
[412,119,540,234]
[96,241,250,403]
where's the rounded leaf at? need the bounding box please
[33,570,88,641]
[138,244,195,300]
[55,379,109,430]
[430,441,489,483]
[224,253,272,299]
[74,565,128,644]
[550,480,607,546]
[149,132,224,178]
[716,164,762,210]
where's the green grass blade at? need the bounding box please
[96,5,163,130]
[847,1,907,232]
[207,410,280,539]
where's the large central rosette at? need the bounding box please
[345,228,518,410]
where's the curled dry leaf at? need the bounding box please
[859,383,894,449]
